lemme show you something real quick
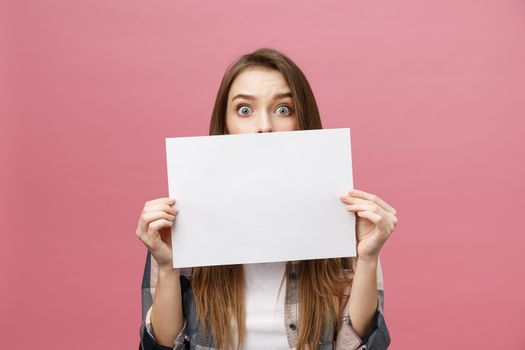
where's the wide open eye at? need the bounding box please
[275,105,293,116]
[237,105,252,116]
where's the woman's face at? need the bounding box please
[226,66,300,134]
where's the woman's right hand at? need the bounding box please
[136,197,178,269]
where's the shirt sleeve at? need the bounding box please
[138,251,189,350]
[336,257,391,350]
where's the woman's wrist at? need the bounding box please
[158,264,180,278]
[356,254,379,266]
[356,255,379,272]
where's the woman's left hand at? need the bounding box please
[339,189,398,261]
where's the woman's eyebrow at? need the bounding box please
[273,92,293,100]
[231,91,293,102]
[231,94,256,102]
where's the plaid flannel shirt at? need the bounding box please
[139,252,390,349]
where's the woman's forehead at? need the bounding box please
[228,67,291,99]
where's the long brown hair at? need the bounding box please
[193,48,353,350]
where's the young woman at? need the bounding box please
[137,48,398,350]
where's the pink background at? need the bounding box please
[2,0,525,348]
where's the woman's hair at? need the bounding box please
[193,48,353,350]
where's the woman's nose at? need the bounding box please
[256,112,272,133]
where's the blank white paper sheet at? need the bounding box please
[165,128,356,268]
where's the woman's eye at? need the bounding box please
[237,105,252,116]
[276,105,292,116]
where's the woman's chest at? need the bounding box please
[243,262,289,349]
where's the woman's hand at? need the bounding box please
[339,189,398,261]
[136,197,178,269]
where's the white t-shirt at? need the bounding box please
[242,261,289,349]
